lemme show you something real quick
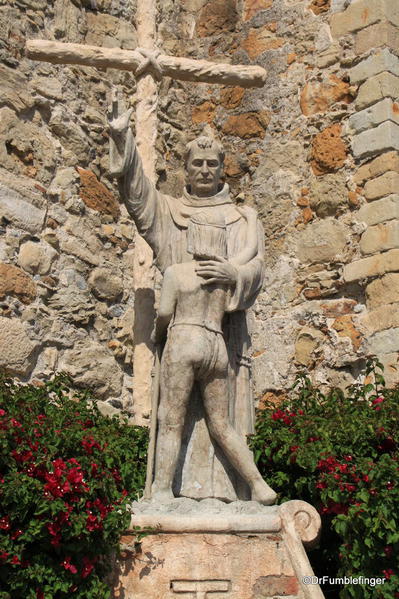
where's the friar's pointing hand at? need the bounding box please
[107,87,133,138]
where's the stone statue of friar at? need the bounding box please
[108,90,275,503]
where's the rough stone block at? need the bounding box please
[348,99,399,134]
[300,75,352,116]
[364,171,399,200]
[0,64,34,113]
[367,327,399,353]
[331,0,353,13]
[0,317,38,377]
[18,240,57,275]
[366,273,399,308]
[361,303,399,334]
[330,0,399,38]
[0,263,37,304]
[297,219,347,264]
[355,72,399,111]
[379,352,399,387]
[59,339,123,399]
[311,124,348,175]
[356,22,399,55]
[354,151,399,184]
[0,183,45,234]
[350,49,399,84]
[352,122,399,159]
[357,195,399,225]
[360,221,399,255]
[343,248,399,282]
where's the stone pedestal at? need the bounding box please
[112,500,325,599]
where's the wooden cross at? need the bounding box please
[26,4,267,419]
[25,41,267,88]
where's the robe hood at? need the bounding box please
[166,183,242,228]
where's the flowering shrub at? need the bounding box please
[0,374,148,598]
[251,360,399,599]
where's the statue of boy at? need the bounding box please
[109,92,267,501]
[151,208,276,504]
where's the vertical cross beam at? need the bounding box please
[132,0,158,422]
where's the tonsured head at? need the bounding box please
[184,136,225,198]
[187,209,227,260]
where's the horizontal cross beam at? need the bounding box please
[26,40,267,88]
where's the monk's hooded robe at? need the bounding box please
[110,129,265,501]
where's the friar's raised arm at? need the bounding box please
[108,93,170,261]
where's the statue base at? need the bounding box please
[111,500,325,599]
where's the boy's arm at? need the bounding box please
[152,268,177,344]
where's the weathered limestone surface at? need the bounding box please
[355,22,399,55]
[348,99,399,135]
[354,152,399,184]
[330,0,399,38]
[364,172,399,201]
[360,221,399,256]
[366,273,399,309]
[0,317,38,376]
[357,195,399,226]
[352,122,399,159]
[344,249,399,282]
[350,49,399,84]
[355,73,399,111]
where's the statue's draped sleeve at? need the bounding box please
[109,128,171,261]
[225,219,264,313]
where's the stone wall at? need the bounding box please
[0,0,398,418]
[0,0,140,412]
[157,0,399,400]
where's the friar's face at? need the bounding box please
[186,147,223,197]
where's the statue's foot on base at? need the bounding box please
[151,486,175,503]
[251,480,277,505]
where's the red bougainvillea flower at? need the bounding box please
[372,396,384,411]
[321,502,348,515]
[0,408,6,416]
[316,480,327,489]
[0,551,9,561]
[36,589,44,599]
[0,516,11,530]
[81,436,102,454]
[384,546,393,558]
[11,529,23,540]
[67,467,84,485]
[372,396,384,405]
[61,556,78,574]
[44,473,71,498]
[81,556,96,579]
[382,569,394,580]
[345,484,356,493]
[86,513,102,532]
[316,456,338,472]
